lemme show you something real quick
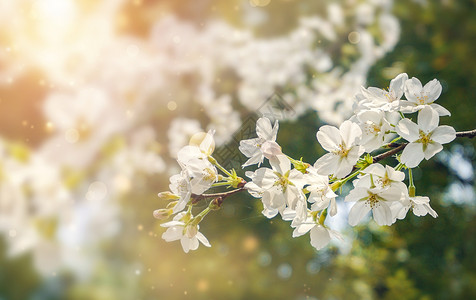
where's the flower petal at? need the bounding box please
[400,142,424,168]
[310,225,331,250]
[423,79,442,102]
[196,232,211,247]
[316,125,341,152]
[372,203,393,226]
[340,120,362,146]
[418,106,439,133]
[256,117,274,140]
[423,142,443,160]
[431,126,456,144]
[396,119,419,142]
[404,77,423,103]
[348,201,371,226]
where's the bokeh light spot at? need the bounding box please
[167,101,177,111]
[65,128,79,143]
[348,31,361,44]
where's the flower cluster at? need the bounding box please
[156,74,458,252]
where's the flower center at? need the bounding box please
[203,167,216,182]
[333,142,350,157]
[417,130,431,146]
[365,121,381,134]
[417,95,429,105]
[365,193,380,209]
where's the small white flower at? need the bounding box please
[357,110,393,152]
[345,186,402,226]
[161,213,211,253]
[357,163,407,192]
[315,120,364,178]
[292,217,343,250]
[239,117,280,167]
[400,77,450,116]
[303,167,338,216]
[396,106,456,168]
[245,155,305,217]
[391,196,438,221]
[168,170,192,214]
[362,73,408,112]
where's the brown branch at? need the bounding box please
[191,187,246,204]
[373,143,408,164]
[456,129,476,138]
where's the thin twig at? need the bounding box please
[456,129,476,138]
[191,187,245,204]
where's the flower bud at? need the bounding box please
[209,197,223,210]
[153,208,172,220]
[157,191,179,201]
[166,200,179,209]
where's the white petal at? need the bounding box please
[389,73,408,99]
[340,120,362,146]
[423,142,443,160]
[269,154,290,174]
[430,103,451,116]
[256,117,274,140]
[241,153,264,168]
[400,143,425,168]
[423,79,442,102]
[404,77,423,103]
[310,226,331,250]
[180,237,191,253]
[239,138,261,157]
[196,232,211,247]
[348,201,371,226]
[317,125,341,152]
[431,126,456,144]
[345,187,369,202]
[396,119,420,142]
[162,227,182,242]
[292,222,315,237]
[363,163,386,177]
[372,203,393,226]
[418,106,439,133]
[314,153,340,176]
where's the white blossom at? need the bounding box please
[357,110,393,152]
[245,155,305,218]
[161,213,211,253]
[396,107,456,168]
[345,186,403,226]
[239,117,280,168]
[315,120,365,178]
[292,217,343,250]
[391,195,438,221]
[401,77,451,116]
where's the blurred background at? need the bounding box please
[0,0,475,299]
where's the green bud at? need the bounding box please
[209,197,223,210]
[157,191,180,201]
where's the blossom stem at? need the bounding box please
[408,168,416,197]
[212,182,233,187]
[208,155,233,177]
[318,209,327,225]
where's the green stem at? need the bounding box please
[208,156,233,177]
[212,182,232,187]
